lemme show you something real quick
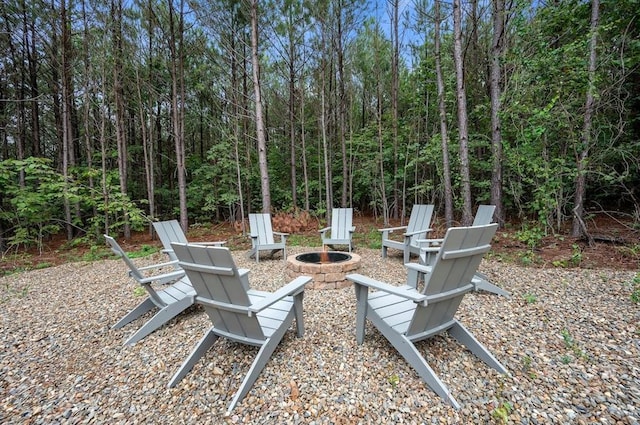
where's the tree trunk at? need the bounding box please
[250,0,271,213]
[112,0,130,238]
[490,0,506,227]
[300,85,310,211]
[391,0,400,219]
[453,0,473,225]
[572,0,599,240]
[375,29,389,226]
[288,9,297,209]
[168,0,188,230]
[435,0,454,227]
[336,0,348,208]
[61,0,74,240]
[80,0,97,228]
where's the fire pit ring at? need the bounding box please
[286,251,361,290]
[295,252,351,264]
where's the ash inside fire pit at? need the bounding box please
[295,252,351,264]
[286,251,361,290]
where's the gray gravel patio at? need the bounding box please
[1,246,639,424]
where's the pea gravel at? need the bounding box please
[1,246,639,424]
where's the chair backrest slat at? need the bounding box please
[249,214,275,245]
[407,224,498,337]
[172,243,265,341]
[406,204,435,241]
[104,234,164,306]
[331,208,353,239]
[153,220,188,261]
[471,205,496,227]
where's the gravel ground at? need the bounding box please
[1,246,639,424]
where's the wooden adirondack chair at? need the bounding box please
[347,224,508,409]
[168,243,311,413]
[319,208,356,252]
[105,235,196,346]
[410,205,510,297]
[248,213,288,262]
[379,204,435,263]
[152,219,225,261]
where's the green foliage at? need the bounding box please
[523,293,537,304]
[560,355,573,365]
[515,223,544,250]
[126,244,159,259]
[0,158,65,251]
[0,158,147,250]
[133,286,147,297]
[491,401,513,424]
[287,234,321,247]
[570,244,583,266]
[561,328,574,348]
[521,355,537,379]
[631,273,640,304]
[561,328,588,361]
[81,245,113,262]
[491,377,513,424]
[388,374,400,388]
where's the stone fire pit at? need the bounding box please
[286,251,361,289]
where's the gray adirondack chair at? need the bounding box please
[347,223,508,409]
[105,235,196,346]
[410,205,509,297]
[153,219,226,261]
[417,205,496,264]
[168,243,311,413]
[319,208,355,252]
[248,213,288,262]
[379,204,435,263]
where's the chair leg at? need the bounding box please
[168,329,219,387]
[448,320,508,375]
[381,245,387,258]
[112,298,155,329]
[353,284,369,345]
[227,313,294,413]
[369,312,461,409]
[394,334,461,409]
[472,273,511,298]
[292,293,305,337]
[124,297,193,346]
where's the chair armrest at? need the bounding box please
[415,237,444,247]
[405,263,432,274]
[404,228,433,237]
[273,231,288,243]
[248,276,311,315]
[346,273,427,303]
[136,269,185,285]
[318,226,331,233]
[137,259,180,272]
[378,225,407,233]
[192,241,227,246]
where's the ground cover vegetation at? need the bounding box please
[0,0,638,265]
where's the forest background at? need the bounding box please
[0,0,639,257]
